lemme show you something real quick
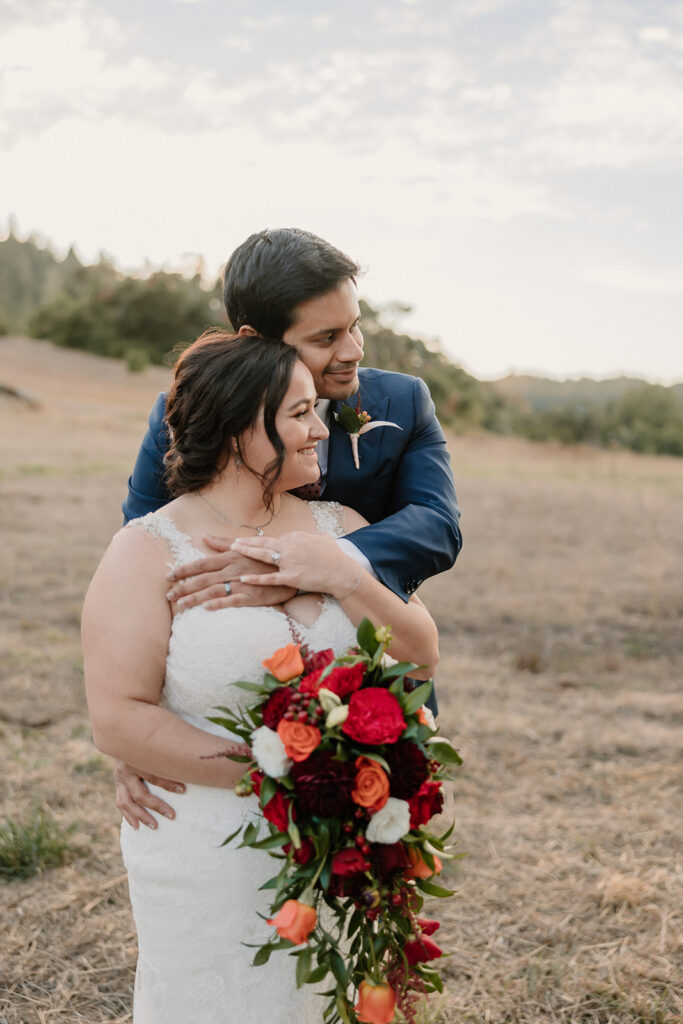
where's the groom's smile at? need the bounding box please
[283,278,364,401]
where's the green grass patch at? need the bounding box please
[0,807,80,880]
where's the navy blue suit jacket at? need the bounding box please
[123,367,462,601]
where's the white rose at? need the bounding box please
[365,797,411,845]
[251,726,292,778]
[325,704,350,729]
[318,687,342,712]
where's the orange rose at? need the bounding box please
[355,979,397,1024]
[352,756,390,811]
[277,720,321,762]
[404,845,442,880]
[262,643,304,682]
[268,899,316,944]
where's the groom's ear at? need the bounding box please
[237,325,259,337]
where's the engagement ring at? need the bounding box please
[224,582,232,595]
[271,550,281,566]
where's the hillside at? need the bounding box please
[2,231,682,456]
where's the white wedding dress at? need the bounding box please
[120,503,358,1024]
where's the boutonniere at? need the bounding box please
[334,395,402,469]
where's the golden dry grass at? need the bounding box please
[1,336,681,1023]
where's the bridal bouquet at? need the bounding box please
[210,620,461,1024]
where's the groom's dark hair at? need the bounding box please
[223,228,361,338]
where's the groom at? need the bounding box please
[117,227,461,828]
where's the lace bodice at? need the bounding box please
[127,502,357,730]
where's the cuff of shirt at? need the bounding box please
[336,537,378,580]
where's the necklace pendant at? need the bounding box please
[256,527,264,536]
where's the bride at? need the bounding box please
[82,330,439,1024]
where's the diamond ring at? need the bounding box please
[224,581,232,595]
[271,550,281,566]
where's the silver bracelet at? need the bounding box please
[337,568,363,601]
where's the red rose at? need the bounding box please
[321,663,365,699]
[403,935,442,965]
[303,648,335,675]
[263,790,294,832]
[417,918,440,936]
[283,836,315,865]
[342,689,406,745]
[331,847,367,877]
[408,780,444,828]
[299,667,326,696]
[262,687,295,729]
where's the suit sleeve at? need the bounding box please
[121,392,172,523]
[344,377,462,601]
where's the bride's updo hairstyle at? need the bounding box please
[164,330,298,511]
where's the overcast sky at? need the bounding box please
[2,0,682,382]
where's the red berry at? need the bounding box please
[297,711,308,722]
[361,843,370,856]
[355,834,365,847]
[363,860,372,871]
[391,893,402,906]
[343,823,354,834]
[283,710,295,721]
[354,808,364,819]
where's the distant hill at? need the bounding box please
[2,231,682,455]
[490,373,669,411]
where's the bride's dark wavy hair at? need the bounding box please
[164,330,298,511]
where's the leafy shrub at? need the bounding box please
[0,807,80,880]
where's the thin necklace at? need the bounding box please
[196,491,283,535]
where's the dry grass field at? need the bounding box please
[1,336,681,1023]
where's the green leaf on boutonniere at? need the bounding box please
[335,403,364,434]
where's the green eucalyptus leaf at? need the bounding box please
[218,825,244,847]
[357,751,391,773]
[356,617,379,656]
[416,878,456,898]
[295,947,313,988]
[329,950,348,988]
[252,944,273,966]
[232,680,268,693]
[260,775,277,807]
[249,832,290,851]
[426,737,463,765]
[401,680,433,715]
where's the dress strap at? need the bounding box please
[126,512,203,568]
[308,500,345,539]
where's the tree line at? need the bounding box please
[1,232,681,456]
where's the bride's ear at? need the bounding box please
[237,325,259,337]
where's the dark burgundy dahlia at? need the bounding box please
[262,687,295,729]
[383,741,429,799]
[290,750,355,818]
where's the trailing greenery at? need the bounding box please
[0,807,80,880]
[2,231,682,456]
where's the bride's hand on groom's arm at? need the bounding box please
[114,761,185,830]
[165,535,297,611]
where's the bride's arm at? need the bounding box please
[82,528,249,788]
[232,509,439,679]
